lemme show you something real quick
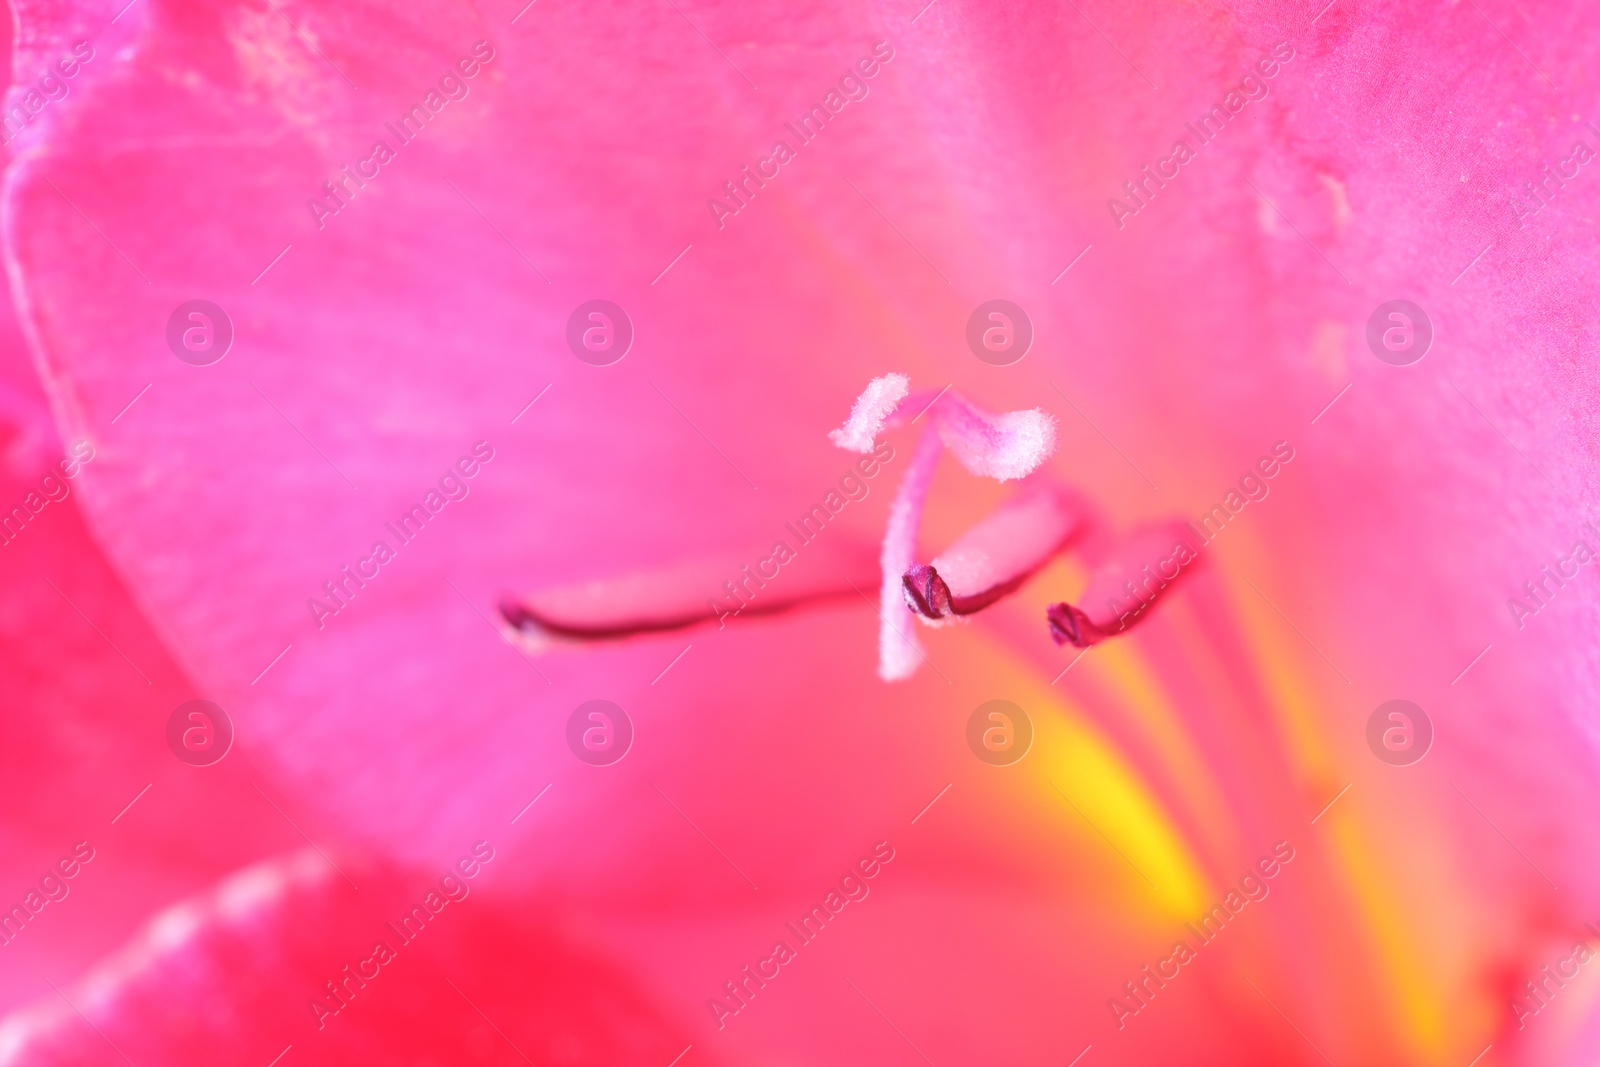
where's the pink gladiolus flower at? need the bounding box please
[4,0,1600,1065]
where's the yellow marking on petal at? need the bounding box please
[1327,810,1448,1056]
[1039,697,1212,919]
[1212,535,1447,1056]
[987,516,1457,1059]
[1075,637,1240,859]
[964,625,1211,920]
[1217,541,1337,789]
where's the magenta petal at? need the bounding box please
[1047,521,1203,647]
[904,486,1083,620]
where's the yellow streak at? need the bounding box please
[968,627,1210,920]
[1327,811,1447,1056]
[1218,534,1447,1056]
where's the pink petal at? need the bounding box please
[10,0,1600,1060]
[0,852,681,1064]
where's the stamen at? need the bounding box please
[1046,522,1203,647]
[902,563,953,620]
[903,486,1083,622]
[498,545,877,647]
[499,382,1197,676]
